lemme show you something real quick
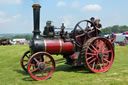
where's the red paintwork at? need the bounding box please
[46,40,60,54]
[71,53,78,60]
[61,40,74,54]
[45,39,74,54]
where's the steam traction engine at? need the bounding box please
[21,4,115,80]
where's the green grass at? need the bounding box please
[0,45,128,85]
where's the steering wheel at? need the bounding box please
[73,20,97,46]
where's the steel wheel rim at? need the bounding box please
[21,51,31,72]
[28,52,55,80]
[85,38,114,73]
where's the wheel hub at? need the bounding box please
[38,62,45,70]
[98,52,103,59]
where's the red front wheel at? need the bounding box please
[27,52,55,80]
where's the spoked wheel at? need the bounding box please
[73,20,96,46]
[83,37,114,73]
[27,52,55,80]
[21,50,31,72]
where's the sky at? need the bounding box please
[0,0,127,34]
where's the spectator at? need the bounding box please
[95,19,102,36]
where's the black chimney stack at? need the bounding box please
[32,4,41,39]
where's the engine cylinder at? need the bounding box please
[44,39,74,54]
[30,39,74,55]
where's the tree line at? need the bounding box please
[102,25,128,35]
[0,34,32,40]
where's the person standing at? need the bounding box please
[89,17,95,31]
[95,19,102,36]
[90,17,95,27]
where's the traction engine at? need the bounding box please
[21,4,115,80]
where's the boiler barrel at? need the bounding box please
[43,39,74,54]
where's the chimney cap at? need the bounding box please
[32,4,41,8]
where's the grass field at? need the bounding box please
[0,45,128,85]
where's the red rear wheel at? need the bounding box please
[83,37,114,73]
[27,52,55,80]
[21,51,31,72]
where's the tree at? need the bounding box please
[102,25,128,35]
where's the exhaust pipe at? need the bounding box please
[32,4,41,39]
